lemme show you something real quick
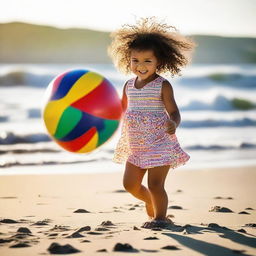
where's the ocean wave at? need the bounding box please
[1,118,256,147]
[25,94,256,122]
[0,116,8,122]
[6,95,256,126]
[1,142,254,155]
[181,117,256,128]
[1,130,255,153]
[0,70,54,87]
[180,73,256,89]
[186,143,256,150]
[0,143,255,168]
[0,132,51,145]
[1,67,256,89]
[181,95,256,111]
[0,158,110,168]
[0,148,60,155]
[28,108,42,118]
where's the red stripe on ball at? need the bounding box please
[55,127,97,152]
[71,79,122,120]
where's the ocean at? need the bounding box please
[0,63,256,175]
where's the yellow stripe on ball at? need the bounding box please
[43,72,103,135]
[77,131,99,153]
[67,71,103,104]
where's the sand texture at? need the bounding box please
[0,166,256,255]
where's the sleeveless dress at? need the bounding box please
[112,75,190,169]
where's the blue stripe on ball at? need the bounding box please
[58,111,105,141]
[51,69,89,100]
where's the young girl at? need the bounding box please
[108,17,195,229]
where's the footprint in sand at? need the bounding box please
[161,245,180,250]
[48,233,58,237]
[76,226,91,232]
[209,206,233,212]
[245,207,254,210]
[0,218,19,224]
[7,229,40,248]
[81,239,91,243]
[66,232,84,238]
[113,209,123,212]
[244,223,256,228]
[32,219,51,226]
[101,220,116,227]
[10,242,31,248]
[168,205,183,210]
[73,209,90,213]
[17,227,32,234]
[113,243,139,252]
[95,227,110,231]
[47,242,80,254]
[50,225,71,232]
[141,249,159,252]
[239,211,250,215]
[144,236,159,240]
[87,231,104,235]
[97,248,108,252]
[213,196,234,200]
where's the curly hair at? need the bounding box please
[108,17,196,77]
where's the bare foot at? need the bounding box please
[141,219,168,229]
[141,215,175,229]
[165,215,175,225]
[141,221,153,229]
[145,202,154,220]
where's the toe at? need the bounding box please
[165,216,175,225]
[141,221,151,229]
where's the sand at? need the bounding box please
[0,165,256,255]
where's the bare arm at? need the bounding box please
[162,80,181,133]
[121,81,128,113]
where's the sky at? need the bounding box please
[1,0,256,37]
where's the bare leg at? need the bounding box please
[147,165,170,220]
[123,161,154,218]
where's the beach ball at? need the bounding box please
[42,69,122,153]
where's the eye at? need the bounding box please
[145,60,152,63]
[131,59,138,62]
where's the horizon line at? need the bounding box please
[1,20,256,39]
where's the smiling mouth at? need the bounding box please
[138,71,147,74]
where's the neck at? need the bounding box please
[137,73,158,83]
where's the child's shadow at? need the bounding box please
[161,224,256,256]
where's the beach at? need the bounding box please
[1,8,256,256]
[1,63,256,255]
[0,165,255,255]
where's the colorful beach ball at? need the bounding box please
[43,69,122,153]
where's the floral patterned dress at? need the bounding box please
[113,75,190,169]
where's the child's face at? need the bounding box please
[130,49,159,80]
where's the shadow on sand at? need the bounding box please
[161,223,256,256]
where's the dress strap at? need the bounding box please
[125,78,135,94]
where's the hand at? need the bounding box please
[166,119,177,135]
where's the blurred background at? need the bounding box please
[0,0,256,174]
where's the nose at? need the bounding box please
[136,63,146,69]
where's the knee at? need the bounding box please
[148,182,164,193]
[123,179,139,193]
